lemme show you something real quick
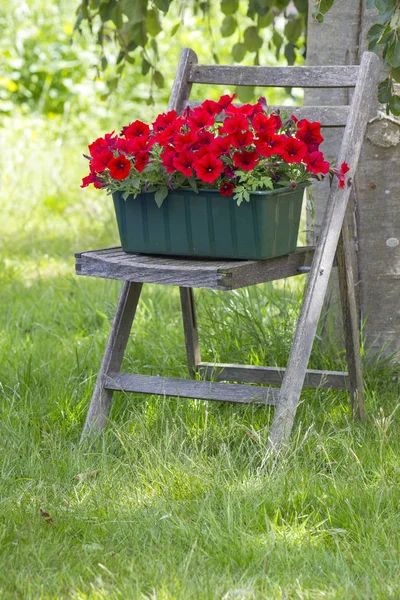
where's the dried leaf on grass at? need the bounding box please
[40,508,55,525]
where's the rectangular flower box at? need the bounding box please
[112,184,306,261]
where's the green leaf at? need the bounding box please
[120,0,147,24]
[272,30,283,59]
[319,0,335,14]
[235,85,255,103]
[187,177,198,192]
[232,42,246,62]
[284,42,296,65]
[122,190,130,200]
[170,22,180,37]
[284,18,303,44]
[392,66,400,83]
[258,11,273,28]
[154,188,168,207]
[153,0,172,12]
[153,70,164,88]
[221,0,239,16]
[367,23,385,51]
[374,0,396,13]
[378,78,392,103]
[141,57,151,75]
[293,0,308,12]
[243,26,263,52]
[221,15,237,37]
[146,8,162,36]
[389,94,400,115]
[392,40,400,68]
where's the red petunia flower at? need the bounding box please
[280,137,308,164]
[305,151,330,175]
[88,132,117,157]
[161,148,177,173]
[226,102,263,118]
[233,150,259,172]
[81,172,103,189]
[122,120,150,139]
[219,181,235,196]
[153,121,183,146]
[152,110,179,131]
[195,146,210,159]
[196,130,215,147]
[134,152,149,173]
[173,150,195,177]
[187,108,215,129]
[91,149,113,173]
[296,119,324,152]
[194,154,224,183]
[173,131,199,152]
[108,155,131,180]
[254,133,287,158]
[200,99,222,117]
[209,136,231,157]
[229,130,254,149]
[219,114,249,135]
[338,161,350,188]
[217,93,236,110]
[252,113,282,134]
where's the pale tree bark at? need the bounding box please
[305,0,400,360]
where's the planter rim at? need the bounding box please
[114,181,310,199]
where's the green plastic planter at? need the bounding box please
[112,184,307,260]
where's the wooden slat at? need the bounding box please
[198,362,349,390]
[105,372,278,405]
[186,101,350,127]
[168,48,198,114]
[188,64,360,88]
[180,287,201,374]
[75,247,314,290]
[267,51,380,450]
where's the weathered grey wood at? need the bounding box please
[198,362,349,390]
[75,247,315,290]
[268,51,380,450]
[81,282,143,439]
[104,372,278,405]
[168,48,198,113]
[180,287,201,375]
[188,64,360,88]
[336,226,366,419]
[186,101,349,127]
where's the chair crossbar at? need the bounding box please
[198,363,349,390]
[186,101,350,127]
[188,65,360,88]
[104,372,279,405]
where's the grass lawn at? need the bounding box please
[1,113,400,599]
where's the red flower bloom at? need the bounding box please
[108,155,131,180]
[200,99,221,116]
[209,136,231,157]
[173,150,195,177]
[161,148,177,173]
[187,108,215,129]
[81,172,103,189]
[338,161,350,188]
[217,93,236,110]
[233,150,259,171]
[219,181,235,196]
[173,131,199,152]
[88,132,117,157]
[254,133,287,157]
[252,113,282,134]
[194,154,224,183]
[195,146,210,159]
[280,137,308,163]
[153,110,178,131]
[296,120,324,152]
[153,121,182,146]
[91,149,113,173]
[219,114,249,135]
[305,151,330,175]
[122,120,150,139]
[226,102,263,118]
[134,152,149,173]
[229,130,254,149]
[196,130,215,147]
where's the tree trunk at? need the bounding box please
[305,0,400,361]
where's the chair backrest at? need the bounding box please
[168,48,374,128]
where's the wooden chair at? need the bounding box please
[76,48,380,449]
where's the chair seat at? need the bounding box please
[75,246,315,291]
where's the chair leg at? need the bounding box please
[336,226,366,420]
[81,281,143,439]
[180,287,201,377]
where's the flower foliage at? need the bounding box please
[82,94,342,206]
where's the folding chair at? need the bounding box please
[76,48,380,449]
